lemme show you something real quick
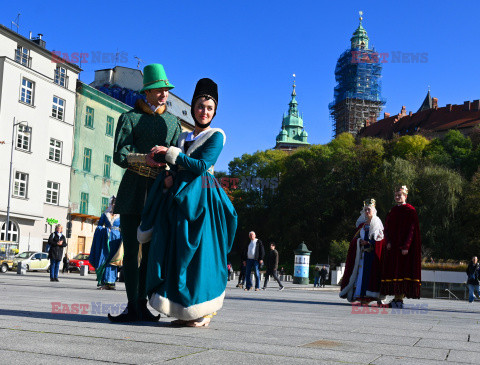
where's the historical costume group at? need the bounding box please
[109,63,237,327]
[340,186,421,308]
[89,196,123,290]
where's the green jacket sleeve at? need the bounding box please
[113,113,137,168]
[176,132,224,175]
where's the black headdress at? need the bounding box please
[191,78,218,128]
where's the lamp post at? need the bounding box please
[5,117,30,243]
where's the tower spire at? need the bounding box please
[292,73,296,97]
[351,10,369,49]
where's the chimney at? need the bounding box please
[446,104,452,112]
[31,33,46,48]
[384,112,390,119]
[472,100,480,111]
[409,111,413,116]
[432,97,438,109]
[400,105,406,116]
[464,101,471,111]
[29,31,32,39]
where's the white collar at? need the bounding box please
[186,130,208,141]
[147,102,164,113]
[177,128,226,156]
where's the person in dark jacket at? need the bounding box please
[262,242,284,290]
[47,224,67,282]
[62,254,69,274]
[243,231,264,291]
[319,266,328,288]
[466,256,480,303]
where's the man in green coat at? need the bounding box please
[109,64,181,322]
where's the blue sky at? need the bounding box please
[2,1,479,171]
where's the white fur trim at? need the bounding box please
[137,225,153,244]
[149,291,225,321]
[165,146,182,165]
[339,238,361,302]
[176,128,226,156]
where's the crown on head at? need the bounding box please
[395,185,409,194]
[363,198,376,207]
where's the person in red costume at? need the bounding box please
[381,186,422,308]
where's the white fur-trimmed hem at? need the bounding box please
[137,225,153,244]
[166,146,182,165]
[339,238,361,302]
[149,291,225,321]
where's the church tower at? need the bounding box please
[275,75,309,150]
[329,11,386,137]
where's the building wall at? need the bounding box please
[0,26,80,253]
[68,82,130,256]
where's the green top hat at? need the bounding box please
[139,63,174,93]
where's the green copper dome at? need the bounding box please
[351,11,369,49]
[275,75,310,148]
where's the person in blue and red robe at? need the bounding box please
[340,199,385,304]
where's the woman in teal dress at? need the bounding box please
[139,78,237,327]
[89,196,123,289]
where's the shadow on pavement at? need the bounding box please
[0,309,170,327]
[225,294,480,315]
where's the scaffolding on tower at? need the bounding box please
[329,48,386,137]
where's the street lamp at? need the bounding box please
[5,117,31,243]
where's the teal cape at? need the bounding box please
[89,213,122,285]
[139,129,237,320]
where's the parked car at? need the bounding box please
[68,253,95,273]
[12,251,50,271]
[0,253,13,273]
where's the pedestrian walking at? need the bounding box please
[262,242,284,290]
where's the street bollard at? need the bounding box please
[16,261,26,275]
[293,242,311,284]
[80,265,89,276]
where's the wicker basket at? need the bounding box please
[128,163,164,179]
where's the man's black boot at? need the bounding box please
[108,301,139,323]
[138,298,160,322]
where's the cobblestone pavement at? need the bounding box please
[0,271,478,364]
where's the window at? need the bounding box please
[83,148,92,172]
[106,116,114,136]
[101,197,109,213]
[49,138,62,162]
[15,46,30,67]
[20,78,34,105]
[103,155,112,178]
[1,221,19,242]
[52,96,65,120]
[80,192,89,214]
[46,181,60,205]
[182,110,187,116]
[166,101,172,107]
[54,66,67,87]
[85,106,94,128]
[13,171,28,198]
[16,125,31,151]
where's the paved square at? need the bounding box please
[0,272,478,364]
